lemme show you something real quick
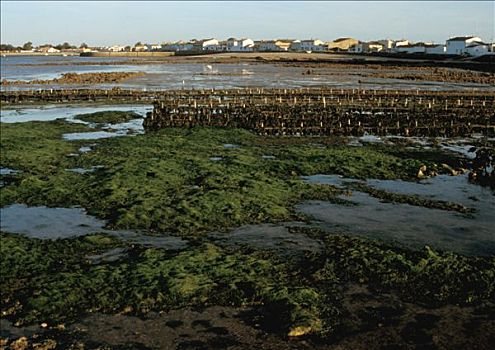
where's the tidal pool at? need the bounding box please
[65,165,104,174]
[210,222,323,257]
[299,174,495,256]
[0,167,21,175]
[0,104,151,123]
[0,204,107,239]
[0,204,188,249]
[62,130,128,140]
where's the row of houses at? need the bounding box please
[125,36,492,57]
[348,36,494,57]
[84,35,494,58]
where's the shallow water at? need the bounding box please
[210,222,323,257]
[299,174,495,256]
[0,204,107,239]
[86,247,128,265]
[0,104,151,123]
[2,56,493,92]
[0,204,188,249]
[65,165,104,174]
[62,130,127,140]
[0,167,21,175]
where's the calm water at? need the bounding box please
[0,204,188,249]
[2,55,493,91]
[300,174,495,256]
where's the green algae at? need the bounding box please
[75,110,142,125]
[1,230,493,338]
[1,122,440,234]
[0,120,91,175]
[2,115,492,339]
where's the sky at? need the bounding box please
[1,1,494,46]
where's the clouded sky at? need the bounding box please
[1,1,494,46]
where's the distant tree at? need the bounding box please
[135,41,142,47]
[79,42,88,49]
[0,44,16,51]
[55,42,74,50]
[124,45,131,51]
[22,41,33,50]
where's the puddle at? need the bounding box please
[209,156,223,161]
[440,143,477,159]
[302,174,362,188]
[0,319,40,339]
[110,230,188,250]
[0,167,21,175]
[298,174,495,256]
[79,146,93,153]
[0,204,188,249]
[0,105,151,123]
[65,166,104,174]
[86,248,128,265]
[359,134,383,144]
[0,204,107,239]
[262,155,276,160]
[62,130,127,140]
[223,143,240,149]
[210,222,323,257]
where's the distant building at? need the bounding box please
[292,39,325,52]
[37,46,61,53]
[425,44,446,55]
[365,41,384,52]
[258,39,292,52]
[150,44,162,51]
[378,39,394,51]
[348,42,364,53]
[349,41,384,53]
[226,38,254,52]
[162,41,195,52]
[446,36,482,55]
[193,38,219,51]
[464,41,491,56]
[393,39,411,48]
[108,45,126,52]
[327,37,359,52]
[134,44,149,52]
[394,43,425,54]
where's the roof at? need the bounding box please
[447,36,477,42]
[466,41,489,47]
[333,37,356,43]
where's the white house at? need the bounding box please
[226,38,254,52]
[162,41,195,52]
[293,39,325,52]
[108,45,126,52]
[349,41,384,53]
[193,38,219,51]
[464,42,491,57]
[393,39,411,48]
[348,42,364,53]
[378,39,394,51]
[258,40,292,52]
[134,44,149,52]
[394,44,426,54]
[37,46,61,53]
[150,44,162,51]
[446,36,482,55]
[425,44,446,54]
